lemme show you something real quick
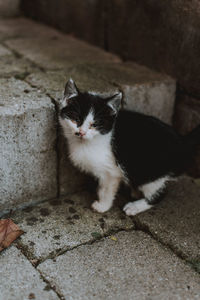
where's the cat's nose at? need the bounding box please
[75,130,86,137]
[79,129,86,137]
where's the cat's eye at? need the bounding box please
[89,123,97,129]
[71,120,77,124]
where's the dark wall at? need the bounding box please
[21,0,200,98]
[21,0,105,47]
[106,0,200,98]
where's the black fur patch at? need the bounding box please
[60,92,116,134]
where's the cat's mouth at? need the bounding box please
[75,132,88,140]
[75,132,86,138]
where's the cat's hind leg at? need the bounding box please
[123,176,170,216]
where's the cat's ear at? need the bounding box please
[64,78,79,99]
[106,92,122,114]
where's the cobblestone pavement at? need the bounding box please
[0,17,199,300]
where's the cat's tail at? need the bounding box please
[184,125,200,148]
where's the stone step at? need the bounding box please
[0,18,176,214]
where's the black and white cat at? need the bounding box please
[59,79,200,216]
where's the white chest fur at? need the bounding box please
[67,133,122,180]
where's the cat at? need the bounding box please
[59,79,200,216]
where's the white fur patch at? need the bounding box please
[68,131,122,179]
[123,199,152,216]
[139,176,170,200]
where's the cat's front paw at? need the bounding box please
[92,201,110,213]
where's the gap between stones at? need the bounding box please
[16,227,135,268]
[132,218,200,275]
[37,268,66,300]
[15,243,65,300]
[15,221,200,300]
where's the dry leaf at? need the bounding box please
[0,219,24,252]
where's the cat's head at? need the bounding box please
[59,79,122,141]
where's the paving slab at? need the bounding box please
[11,191,134,261]
[84,62,176,124]
[38,231,200,300]
[0,246,59,300]
[5,34,120,71]
[0,78,57,214]
[134,176,200,264]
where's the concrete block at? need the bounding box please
[11,192,134,260]
[0,78,57,214]
[38,231,200,299]
[5,33,120,70]
[0,246,59,300]
[0,0,20,17]
[0,55,39,78]
[85,62,176,124]
[0,17,62,42]
[135,176,200,263]
[26,68,117,101]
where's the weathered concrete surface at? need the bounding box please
[12,191,134,261]
[38,231,200,300]
[85,62,176,124]
[26,67,117,101]
[0,0,20,17]
[0,246,59,300]
[0,78,57,214]
[0,55,38,78]
[134,176,200,264]
[5,34,120,70]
